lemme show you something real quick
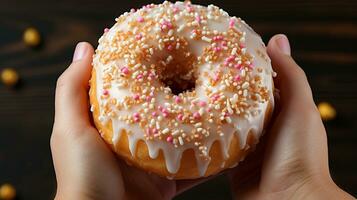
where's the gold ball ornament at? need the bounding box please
[23,27,41,47]
[1,68,19,87]
[318,102,336,121]
[0,184,16,200]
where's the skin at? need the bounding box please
[51,35,355,200]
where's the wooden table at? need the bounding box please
[0,0,356,199]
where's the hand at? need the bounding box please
[50,42,209,200]
[228,34,354,199]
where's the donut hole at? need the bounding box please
[156,49,197,95]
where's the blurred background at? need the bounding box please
[0,0,356,199]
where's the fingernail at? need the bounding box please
[275,34,291,56]
[72,42,88,62]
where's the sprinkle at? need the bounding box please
[198,101,207,107]
[242,81,250,89]
[178,136,184,145]
[193,112,201,119]
[103,90,109,95]
[166,136,173,143]
[137,16,144,22]
[121,67,130,75]
[195,15,201,23]
[162,128,170,134]
[104,28,109,33]
[135,33,142,40]
[177,114,184,121]
[173,7,180,13]
[133,94,140,100]
[229,18,235,28]
[175,96,182,103]
[239,43,245,49]
[213,46,222,52]
[213,35,223,41]
[201,36,212,43]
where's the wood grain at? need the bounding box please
[0,0,356,199]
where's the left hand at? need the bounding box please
[50,42,208,200]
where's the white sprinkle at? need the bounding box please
[201,36,212,43]
[178,136,184,145]
[243,89,248,97]
[194,122,202,127]
[242,81,250,89]
[177,24,185,32]
[231,48,237,55]
[172,130,180,136]
[225,117,232,123]
[162,128,169,134]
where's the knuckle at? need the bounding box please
[303,104,321,123]
[56,73,67,89]
[293,65,307,78]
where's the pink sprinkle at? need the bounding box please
[146,128,151,135]
[104,28,109,33]
[213,47,222,52]
[158,105,163,111]
[173,7,180,13]
[193,112,201,119]
[213,74,220,82]
[239,43,246,48]
[234,75,241,82]
[121,67,129,75]
[206,108,212,112]
[133,113,140,122]
[229,18,235,28]
[135,33,142,40]
[103,90,109,95]
[137,16,144,23]
[162,109,169,118]
[152,128,158,134]
[152,111,158,117]
[167,45,173,51]
[234,63,242,69]
[175,96,182,103]
[149,73,156,79]
[133,94,140,100]
[249,63,254,69]
[222,41,227,47]
[166,136,173,143]
[146,96,152,102]
[212,94,220,101]
[161,20,173,30]
[227,55,235,62]
[136,74,143,80]
[223,61,229,66]
[186,5,193,12]
[177,114,184,121]
[130,8,136,13]
[198,101,207,107]
[195,15,201,23]
[213,36,223,41]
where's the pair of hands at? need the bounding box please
[51,35,354,200]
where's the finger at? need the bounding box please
[267,34,316,110]
[54,42,94,130]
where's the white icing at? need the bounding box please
[92,1,274,177]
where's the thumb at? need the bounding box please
[260,34,330,191]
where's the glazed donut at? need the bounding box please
[90,1,275,179]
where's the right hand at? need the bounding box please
[228,34,355,200]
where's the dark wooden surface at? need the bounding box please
[0,0,356,199]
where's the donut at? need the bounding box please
[90,1,275,179]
